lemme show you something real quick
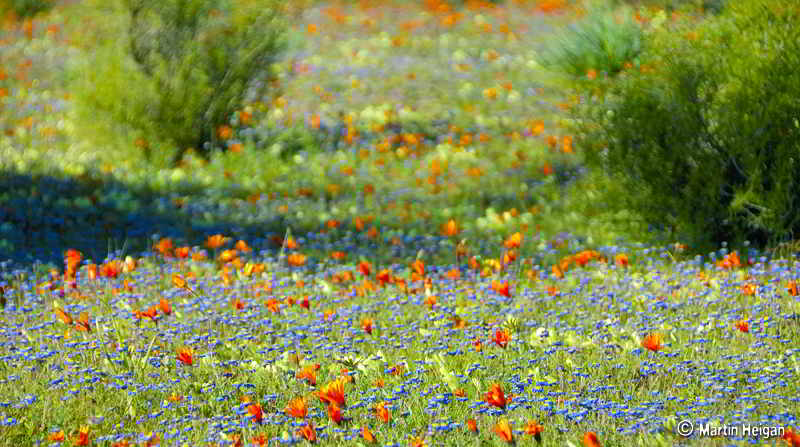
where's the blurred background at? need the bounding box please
[2,0,798,270]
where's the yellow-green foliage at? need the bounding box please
[73,0,287,166]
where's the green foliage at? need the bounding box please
[76,0,287,166]
[576,0,800,249]
[538,5,642,78]
[1,0,54,18]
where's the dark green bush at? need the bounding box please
[538,5,643,79]
[576,0,800,250]
[79,0,286,165]
[2,0,54,18]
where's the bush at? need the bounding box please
[2,0,54,19]
[576,0,800,249]
[538,5,643,79]
[78,0,286,165]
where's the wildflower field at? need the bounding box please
[1,0,799,446]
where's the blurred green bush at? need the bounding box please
[538,5,642,79]
[1,0,54,18]
[75,0,286,165]
[576,0,800,249]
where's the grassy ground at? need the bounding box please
[0,0,798,446]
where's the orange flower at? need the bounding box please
[641,333,663,352]
[247,403,263,423]
[285,236,298,250]
[265,299,280,314]
[175,246,190,259]
[787,280,798,297]
[504,232,523,249]
[252,433,269,446]
[376,401,390,423]
[442,219,459,236]
[287,252,307,267]
[491,280,511,297]
[327,402,343,424]
[206,234,229,250]
[235,240,251,252]
[782,427,800,446]
[317,379,346,407]
[446,268,461,280]
[410,437,427,447]
[300,295,310,310]
[101,261,121,279]
[735,319,749,333]
[285,397,308,419]
[154,238,173,257]
[296,365,317,386]
[466,418,478,433]
[358,260,372,277]
[176,346,194,366]
[424,295,437,309]
[493,328,511,348]
[48,430,65,442]
[583,431,601,447]
[219,249,238,264]
[74,312,91,332]
[331,251,347,260]
[485,383,506,409]
[73,426,91,446]
[493,419,513,443]
[615,254,629,268]
[411,259,425,277]
[362,426,376,443]
[232,298,245,311]
[158,298,171,316]
[55,308,73,325]
[524,420,543,441]
[362,317,374,335]
[297,421,316,442]
[172,273,187,289]
[473,338,483,352]
[742,283,756,295]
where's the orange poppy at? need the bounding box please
[641,333,663,352]
[327,402,343,424]
[297,421,316,442]
[376,401,390,423]
[504,232,523,249]
[74,312,91,332]
[493,328,511,348]
[317,379,346,407]
[493,419,513,443]
[247,403,263,423]
[285,397,308,419]
[583,431,602,447]
[362,317,374,335]
[362,426,376,443]
[525,420,543,441]
[176,346,194,366]
[485,383,506,409]
[735,320,749,333]
[158,298,171,316]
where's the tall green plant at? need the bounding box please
[2,0,54,18]
[78,0,286,165]
[576,0,800,249]
[538,6,642,79]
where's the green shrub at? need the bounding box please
[576,0,800,249]
[538,5,642,79]
[77,0,286,165]
[2,0,54,18]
